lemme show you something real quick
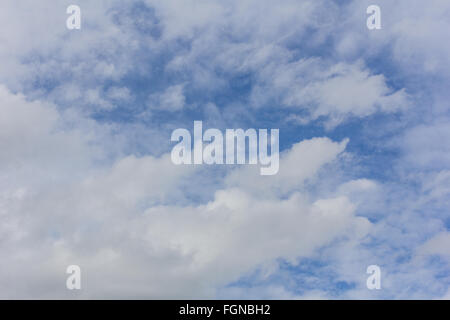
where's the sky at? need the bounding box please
[0,0,449,299]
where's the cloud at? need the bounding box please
[0,82,373,297]
[226,137,349,195]
[402,121,450,170]
[417,232,450,258]
[106,86,132,102]
[251,59,408,127]
[148,84,186,112]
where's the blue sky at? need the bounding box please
[0,0,449,299]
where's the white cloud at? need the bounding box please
[417,232,450,258]
[148,84,186,112]
[226,137,349,195]
[402,121,450,170]
[0,83,372,297]
[106,86,132,102]
[252,59,408,127]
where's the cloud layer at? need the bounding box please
[0,0,449,299]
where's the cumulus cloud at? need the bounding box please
[0,81,372,298]
[417,232,450,259]
[148,84,186,112]
[252,59,408,127]
[226,137,349,195]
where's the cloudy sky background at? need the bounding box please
[0,0,449,299]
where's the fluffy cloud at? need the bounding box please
[0,82,372,298]
[417,232,450,259]
[148,84,186,111]
[252,59,408,127]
